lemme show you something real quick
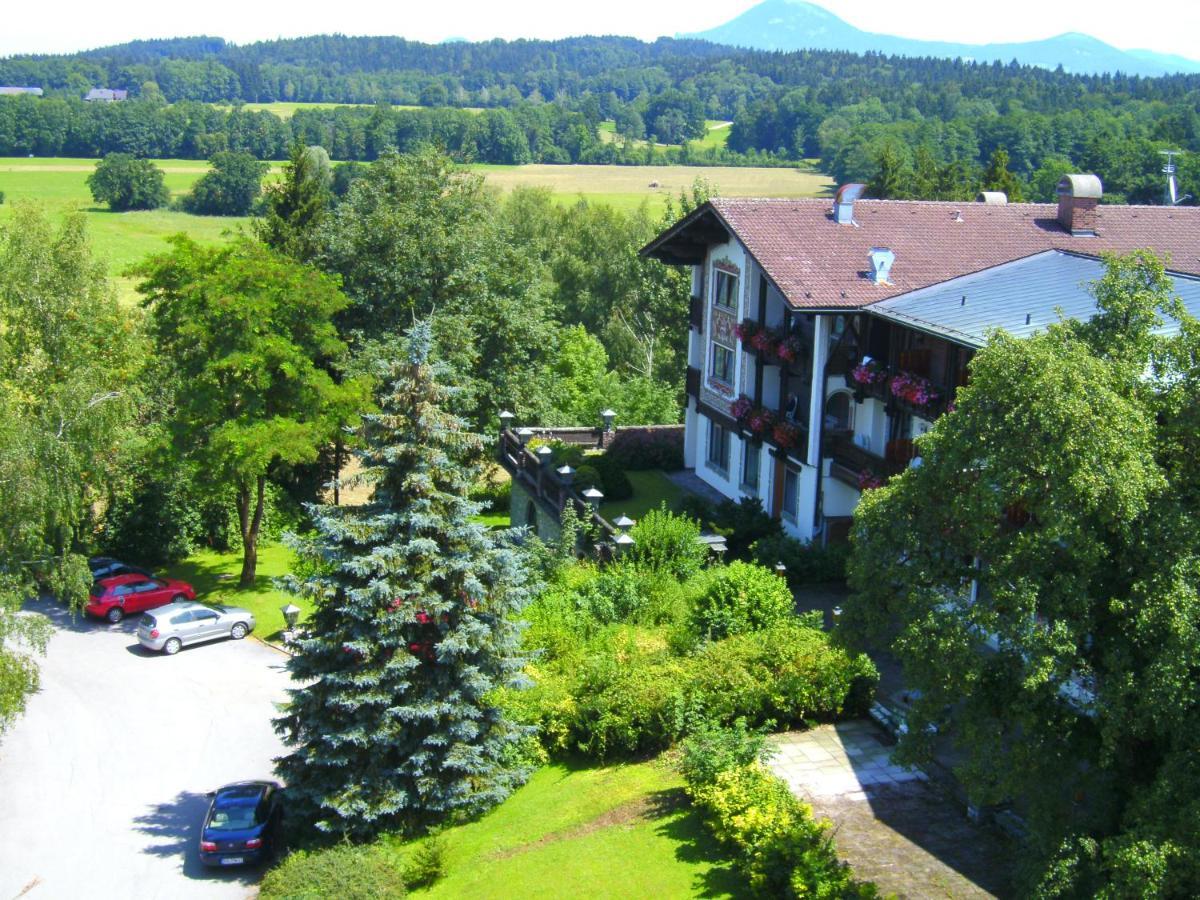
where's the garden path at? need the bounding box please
[767,722,1013,899]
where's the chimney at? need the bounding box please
[833,183,866,225]
[1056,174,1102,236]
[868,248,895,285]
[976,191,1007,204]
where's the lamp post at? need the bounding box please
[774,561,788,579]
[614,533,635,555]
[556,465,575,485]
[498,410,514,434]
[581,486,604,512]
[280,603,302,645]
[516,426,534,446]
[537,445,553,467]
[601,409,616,432]
[614,514,635,531]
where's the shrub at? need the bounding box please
[470,472,511,513]
[260,844,406,899]
[592,451,633,501]
[183,150,269,216]
[688,620,879,725]
[686,762,877,898]
[681,495,780,561]
[606,427,684,470]
[0,190,6,204]
[569,634,690,756]
[628,506,707,578]
[690,561,794,641]
[401,834,447,889]
[680,717,771,789]
[752,534,851,585]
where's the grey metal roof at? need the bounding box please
[865,250,1200,348]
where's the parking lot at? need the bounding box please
[0,598,292,900]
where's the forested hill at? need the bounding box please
[2,34,1198,202]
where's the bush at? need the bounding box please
[752,534,851,585]
[628,506,707,578]
[592,452,633,501]
[681,495,780,561]
[470,473,512,513]
[685,762,877,898]
[401,834,447,889]
[606,427,684,470]
[688,620,879,726]
[0,190,6,204]
[680,717,771,789]
[183,151,269,215]
[86,153,169,211]
[690,561,794,641]
[260,844,406,899]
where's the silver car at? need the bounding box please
[137,601,256,655]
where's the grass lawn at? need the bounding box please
[599,470,685,523]
[0,158,277,303]
[387,760,742,899]
[160,543,305,645]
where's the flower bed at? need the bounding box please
[735,319,806,368]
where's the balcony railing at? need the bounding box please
[847,363,952,420]
[735,319,811,374]
[824,433,912,489]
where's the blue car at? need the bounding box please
[199,781,283,868]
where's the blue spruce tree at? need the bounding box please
[274,322,531,839]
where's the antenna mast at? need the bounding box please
[1161,150,1192,206]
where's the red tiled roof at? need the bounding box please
[699,198,1200,309]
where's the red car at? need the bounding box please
[86,574,197,624]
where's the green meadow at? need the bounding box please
[0,156,831,296]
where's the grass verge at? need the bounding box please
[599,470,684,523]
[263,759,744,899]
[160,543,305,645]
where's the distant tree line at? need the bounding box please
[2,34,1198,198]
[0,95,781,167]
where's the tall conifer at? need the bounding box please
[274,322,530,838]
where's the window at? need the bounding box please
[824,391,853,432]
[782,467,799,522]
[193,610,219,622]
[713,269,738,310]
[710,342,734,385]
[706,418,731,474]
[741,441,760,492]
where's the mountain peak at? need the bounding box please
[683,1,1200,76]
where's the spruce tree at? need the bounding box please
[274,322,531,839]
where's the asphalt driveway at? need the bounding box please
[0,598,293,900]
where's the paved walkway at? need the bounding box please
[768,722,1013,899]
[0,598,291,900]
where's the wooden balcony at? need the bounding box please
[823,433,911,488]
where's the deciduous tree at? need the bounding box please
[86,153,170,211]
[135,236,368,585]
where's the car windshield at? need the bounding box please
[207,806,259,831]
[139,614,156,627]
[89,583,104,597]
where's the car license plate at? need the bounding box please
[221,857,243,866]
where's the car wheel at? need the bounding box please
[163,637,182,655]
[230,622,248,640]
[106,607,124,624]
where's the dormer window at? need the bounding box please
[713,269,738,310]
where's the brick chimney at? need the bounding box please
[1056,174,1103,236]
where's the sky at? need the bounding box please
[3,0,1199,61]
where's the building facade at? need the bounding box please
[644,178,1200,543]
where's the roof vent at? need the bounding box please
[833,183,866,225]
[868,247,895,285]
[976,191,1007,204]
[1057,174,1102,236]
